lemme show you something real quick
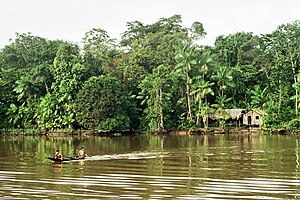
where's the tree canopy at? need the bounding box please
[1,16,300,132]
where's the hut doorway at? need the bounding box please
[248,116,252,125]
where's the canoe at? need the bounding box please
[70,157,86,160]
[47,157,85,162]
[48,157,72,162]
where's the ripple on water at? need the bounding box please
[0,170,299,199]
[188,177,296,199]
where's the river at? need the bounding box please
[0,133,300,199]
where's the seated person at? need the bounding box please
[55,150,64,160]
[77,147,87,159]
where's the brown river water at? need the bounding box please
[0,133,300,199]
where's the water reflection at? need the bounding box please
[0,134,300,199]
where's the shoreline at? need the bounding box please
[1,127,298,136]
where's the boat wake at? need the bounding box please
[85,151,167,161]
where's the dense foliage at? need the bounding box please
[1,15,300,132]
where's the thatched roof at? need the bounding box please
[244,109,266,116]
[207,109,245,120]
[207,109,265,120]
[224,109,245,120]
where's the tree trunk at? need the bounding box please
[290,52,298,115]
[159,88,164,130]
[196,98,201,126]
[186,74,192,120]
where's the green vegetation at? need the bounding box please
[1,15,300,133]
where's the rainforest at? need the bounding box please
[1,15,300,133]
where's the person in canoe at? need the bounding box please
[77,147,87,159]
[55,150,64,160]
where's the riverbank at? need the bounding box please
[151,127,263,135]
[0,129,139,137]
[0,127,298,136]
[261,128,300,135]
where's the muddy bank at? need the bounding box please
[0,129,138,137]
[1,127,298,136]
[151,127,264,135]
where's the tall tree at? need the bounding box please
[213,32,265,106]
[48,42,85,129]
[121,15,205,73]
[262,21,300,115]
[1,33,63,128]
[82,28,121,77]
[138,64,174,131]
[175,40,197,122]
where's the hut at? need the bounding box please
[242,109,265,126]
[207,109,265,127]
[207,109,245,127]
[224,109,246,127]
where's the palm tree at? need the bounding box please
[198,51,215,79]
[211,66,234,97]
[191,78,214,126]
[175,40,197,121]
[212,95,232,130]
[250,85,269,109]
